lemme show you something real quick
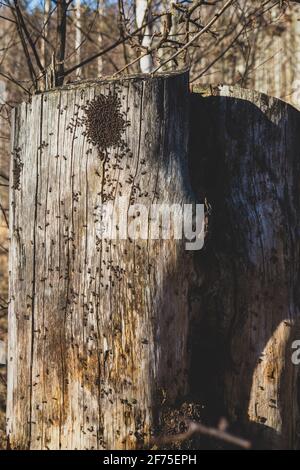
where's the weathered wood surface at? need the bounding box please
[7,71,197,449]
[191,85,300,449]
[8,74,300,450]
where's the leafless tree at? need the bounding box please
[0,1,290,94]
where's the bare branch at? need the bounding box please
[0,201,8,228]
[55,0,68,85]
[0,244,8,253]
[155,419,252,449]
[0,374,7,387]
[9,0,38,87]
[0,70,31,94]
[63,12,166,77]
[0,14,16,23]
[13,0,44,73]
[191,0,273,83]
[152,0,236,74]
[0,172,9,181]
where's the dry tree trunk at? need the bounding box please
[56,0,67,86]
[7,71,197,450]
[191,84,300,450]
[41,0,51,69]
[7,74,300,450]
[75,0,82,79]
[98,0,105,76]
[135,0,153,73]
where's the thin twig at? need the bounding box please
[13,0,44,73]
[152,0,235,74]
[0,374,7,386]
[0,14,16,23]
[0,172,9,181]
[113,52,148,77]
[0,201,8,228]
[9,0,38,86]
[0,244,8,253]
[154,419,251,449]
[192,0,278,82]
[63,13,166,77]
[0,70,31,95]
[0,296,8,305]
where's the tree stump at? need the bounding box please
[191,85,300,449]
[7,71,198,450]
[8,75,300,451]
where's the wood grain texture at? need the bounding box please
[9,75,300,450]
[7,71,197,450]
[191,85,300,449]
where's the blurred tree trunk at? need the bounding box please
[98,0,104,76]
[41,0,51,69]
[135,0,153,72]
[55,0,67,86]
[75,0,82,79]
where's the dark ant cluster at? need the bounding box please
[12,147,23,190]
[83,92,127,158]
